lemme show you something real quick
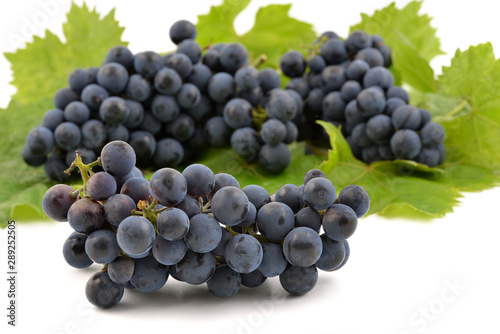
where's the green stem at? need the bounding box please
[251,54,267,69]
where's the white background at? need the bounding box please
[1,1,500,333]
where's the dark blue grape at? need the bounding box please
[204,116,231,147]
[85,271,124,308]
[125,74,151,102]
[337,184,370,217]
[346,59,370,82]
[260,119,287,145]
[85,229,120,264]
[283,227,323,267]
[165,53,193,79]
[182,164,215,198]
[100,140,136,178]
[81,84,109,111]
[362,145,382,163]
[157,208,190,241]
[241,270,267,288]
[185,94,212,123]
[134,51,163,79]
[259,68,281,93]
[320,39,347,65]
[67,198,104,234]
[153,138,184,167]
[54,87,79,110]
[340,80,362,102]
[187,64,212,92]
[266,90,299,122]
[130,253,169,292]
[258,242,287,277]
[275,184,304,213]
[230,127,261,162]
[207,264,241,298]
[177,83,201,109]
[256,202,294,241]
[345,31,371,55]
[117,216,156,257]
[81,120,106,150]
[242,185,270,211]
[303,169,326,185]
[223,98,253,129]
[107,124,129,142]
[363,66,394,90]
[97,62,129,94]
[225,234,263,274]
[416,147,440,167]
[103,194,135,227]
[120,177,149,205]
[165,114,195,142]
[44,154,71,182]
[137,111,162,136]
[68,68,93,93]
[177,40,202,64]
[63,231,92,269]
[25,126,54,156]
[220,43,248,72]
[322,204,358,241]
[42,108,64,131]
[357,87,386,117]
[279,265,318,296]
[22,146,47,166]
[208,72,236,103]
[420,122,445,146]
[308,55,326,73]
[239,202,256,227]
[286,79,310,99]
[392,105,422,130]
[366,114,394,144]
[295,207,322,232]
[175,249,216,284]
[384,97,406,117]
[390,129,422,159]
[419,109,432,126]
[386,86,410,103]
[211,186,249,226]
[280,51,306,78]
[355,47,384,67]
[315,234,346,271]
[305,88,325,113]
[283,121,298,144]
[87,171,117,201]
[259,143,292,173]
[303,177,336,210]
[321,65,346,92]
[149,168,187,206]
[169,20,197,44]
[151,95,180,122]
[54,122,81,150]
[322,91,346,121]
[235,66,260,90]
[378,144,396,160]
[104,46,134,69]
[108,256,134,284]
[153,236,187,266]
[175,195,200,219]
[154,67,182,95]
[184,214,222,253]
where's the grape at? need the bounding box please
[68,68,93,93]
[208,72,236,103]
[259,143,292,173]
[44,154,71,182]
[123,74,150,102]
[303,176,336,211]
[182,164,215,198]
[157,208,190,241]
[363,66,394,90]
[138,111,162,136]
[151,95,180,122]
[129,130,156,163]
[207,264,241,298]
[165,114,195,141]
[202,48,222,72]
[116,216,156,258]
[104,45,133,68]
[100,141,136,178]
[322,204,358,241]
[177,83,201,109]
[63,232,92,269]
[344,100,365,126]
[420,122,446,146]
[108,256,135,284]
[319,39,347,65]
[170,20,197,44]
[175,195,200,218]
[386,86,410,103]
[275,184,304,213]
[384,97,406,117]
[357,87,386,117]
[437,143,446,165]
[152,236,187,266]
[25,126,54,157]
[241,270,267,288]
[416,147,440,167]
[153,138,184,167]
[256,202,294,241]
[64,101,90,125]
[107,124,129,142]
[321,65,346,92]
[362,145,382,163]
[210,173,240,198]
[97,62,129,94]
[185,94,212,123]
[305,88,325,113]
[337,185,370,218]
[211,186,249,226]
[42,108,64,131]
[230,127,261,162]
[211,227,233,257]
[322,91,346,121]
[242,185,270,211]
[81,120,106,149]
[86,272,124,308]
[355,47,384,67]
[87,172,117,201]
[22,146,47,167]
[85,229,120,264]
[346,59,370,82]
[259,68,281,93]
[184,214,222,253]
[54,122,81,151]
[204,116,231,147]
[279,265,318,296]
[185,64,211,93]
[390,129,422,159]
[239,202,257,227]
[345,30,372,55]
[258,242,287,277]
[225,234,263,274]
[266,90,298,122]
[392,105,422,130]
[280,51,306,78]
[103,194,136,227]
[340,80,362,102]
[177,40,202,64]
[223,98,253,129]
[315,234,346,271]
[303,169,326,185]
[165,53,193,79]
[308,55,326,74]
[295,207,322,233]
[134,51,163,79]
[81,84,109,110]
[149,168,187,206]
[154,67,181,95]
[54,87,79,110]
[220,43,248,72]
[260,119,287,145]
[283,227,323,267]
[283,121,298,144]
[130,253,169,292]
[41,188,76,225]
[175,249,216,285]
[235,66,260,90]
[366,114,394,144]
[67,198,104,234]
[378,144,396,160]
[419,109,432,126]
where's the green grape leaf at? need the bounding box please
[144,142,324,194]
[0,3,126,226]
[350,1,442,92]
[4,3,126,104]
[196,1,316,69]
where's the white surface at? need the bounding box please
[1,0,500,333]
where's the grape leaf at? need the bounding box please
[196,1,316,69]
[4,3,126,105]
[0,3,127,227]
[144,142,323,194]
[350,1,442,92]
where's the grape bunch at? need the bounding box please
[42,140,370,308]
[22,20,303,179]
[281,30,446,167]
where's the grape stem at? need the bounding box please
[64,152,102,198]
[251,54,267,69]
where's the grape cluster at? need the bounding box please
[282,30,446,167]
[23,20,303,179]
[42,140,369,308]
